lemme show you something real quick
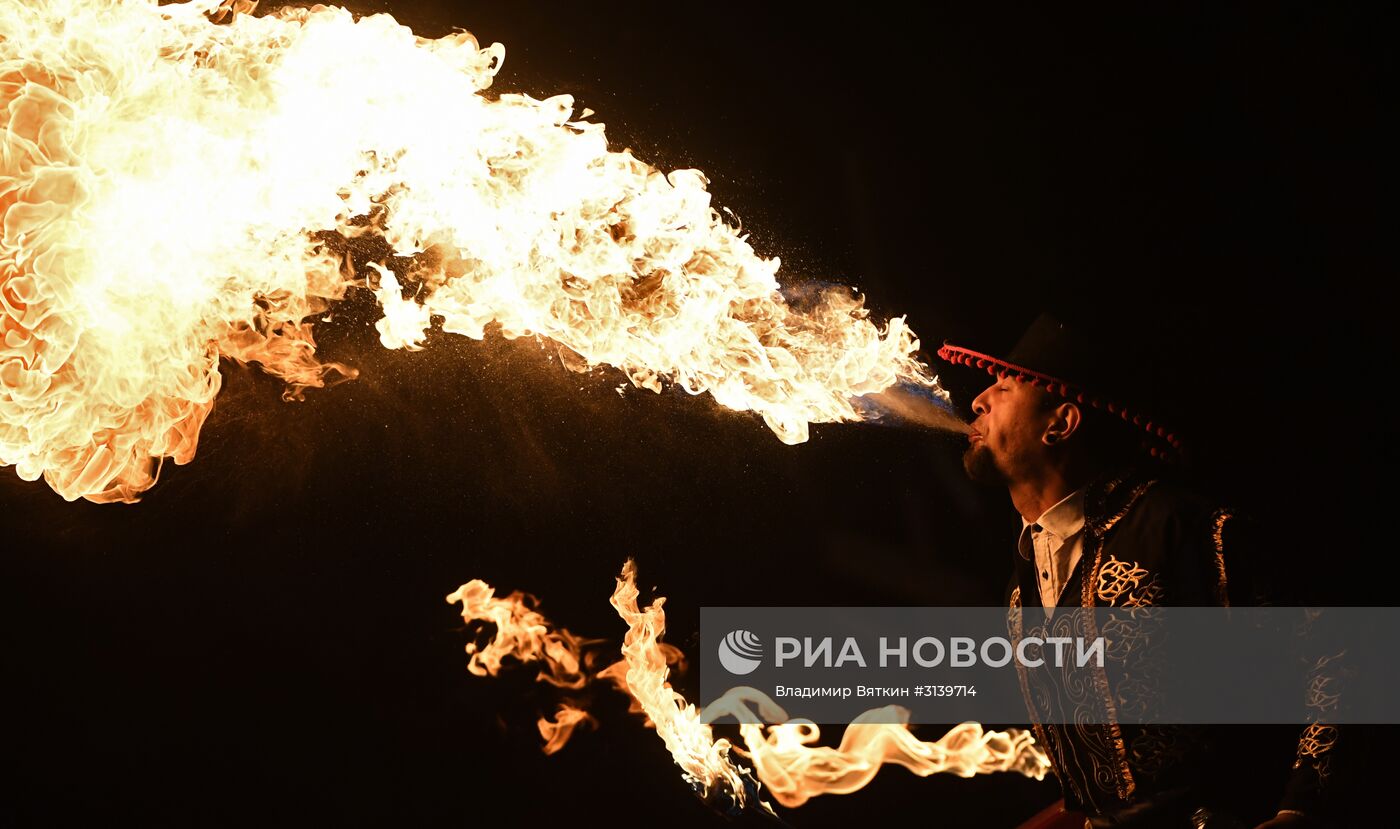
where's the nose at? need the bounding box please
[971,383,993,417]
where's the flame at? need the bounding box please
[1,0,942,503]
[538,703,597,756]
[445,578,601,690]
[606,559,766,810]
[702,686,1050,809]
[449,562,1050,814]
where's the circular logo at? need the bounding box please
[717,629,764,675]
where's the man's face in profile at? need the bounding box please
[963,374,1052,486]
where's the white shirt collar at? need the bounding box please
[1020,488,1087,540]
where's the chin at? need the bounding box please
[962,444,1004,485]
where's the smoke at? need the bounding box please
[856,382,971,435]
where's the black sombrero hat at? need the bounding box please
[936,313,1183,459]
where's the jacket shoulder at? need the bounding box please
[1098,478,1234,605]
[1103,478,1215,549]
[1132,478,1216,521]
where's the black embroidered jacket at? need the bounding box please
[1004,471,1344,826]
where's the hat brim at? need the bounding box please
[937,343,1182,457]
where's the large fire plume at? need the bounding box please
[0,0,942,503]
[447,562,1050,814]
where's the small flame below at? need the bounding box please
[702,686,1049,809]
[445,578,600,690]
[606,559,767,810]
[538,703,598,756]
[448,563,1050,814]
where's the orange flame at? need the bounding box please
[702,686,1049,809]
[450,562,1050,813]
[606,559,768,810]
[1,0,943,502]
[445,578,601,690]
[538,703,598,756]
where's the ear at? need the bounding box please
[1043,401,1082,446]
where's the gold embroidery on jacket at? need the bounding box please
[1304,651,1345,716]
[1081,536,1136,801]
[1095,557,1161,607]
[1015,474,1165,810]
[1209,509,1232,606]
[1087,480,1156,537]
[1129,726,1184,778]
[1080,476,1158,803]
[1009,587,1086,808]
[1297,723,1339,758]
[1294,723,1339,784]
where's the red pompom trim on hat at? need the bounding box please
[936,342,1182,458]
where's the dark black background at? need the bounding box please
[5,2,1388,826]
